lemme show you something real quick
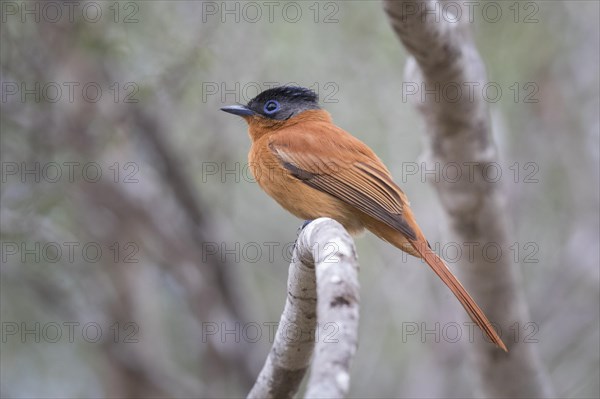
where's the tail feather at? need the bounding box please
[410,240,508,352]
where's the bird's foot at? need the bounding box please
[296,219,314,236]
[294,220,314,251]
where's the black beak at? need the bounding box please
[220,105,255,116]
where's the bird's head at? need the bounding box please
[221,86,320,122]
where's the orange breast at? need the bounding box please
[248,136,365,234]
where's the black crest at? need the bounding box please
[246,86,320,120]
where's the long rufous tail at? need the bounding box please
[410,239,508,352]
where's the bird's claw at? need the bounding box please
[296,219,313,236]
[294,220,314,250]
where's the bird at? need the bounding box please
[221,86,507,352]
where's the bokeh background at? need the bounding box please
[1,1,598,398]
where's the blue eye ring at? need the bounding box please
[263,100,280,115]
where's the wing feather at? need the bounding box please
[269,131,416,240]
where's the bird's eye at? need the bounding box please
[263,100,280,115]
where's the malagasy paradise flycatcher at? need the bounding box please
[221,86,507,352]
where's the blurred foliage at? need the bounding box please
[1,1,598,398]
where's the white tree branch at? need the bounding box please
[247,218,359,399]
[384,1,554,397]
